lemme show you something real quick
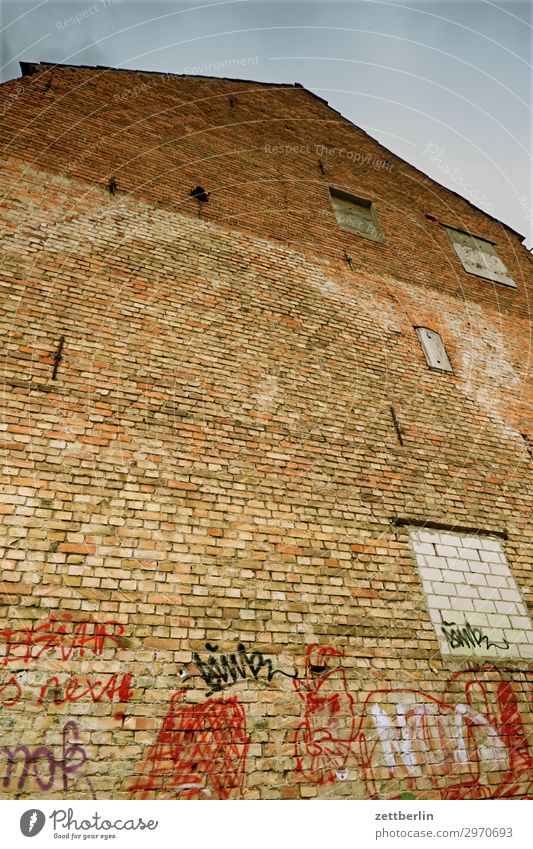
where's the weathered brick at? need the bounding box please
[0,63,531,803]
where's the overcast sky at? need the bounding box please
[0,0,531,243]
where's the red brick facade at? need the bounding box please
[0,63,531,800]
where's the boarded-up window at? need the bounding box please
[415,327,453,373]
[329,188,385,241]
[443,226,515,287]
[409,528,533,660]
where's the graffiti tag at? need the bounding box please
[37,672,133,706]
[0,614,126,666]
[441,619,509,652]
[1,721,96,798]
[182,642,297,696]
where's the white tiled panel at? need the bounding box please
[409,529,533,660]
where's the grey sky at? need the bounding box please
[1,0,531,243]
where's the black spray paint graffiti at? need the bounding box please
[180,643,298,696]
[441,619,510,652]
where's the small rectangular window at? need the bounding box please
[415,327,453,373]
[329,187,385,241]
[443,226,516,287]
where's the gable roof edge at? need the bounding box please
[17,61,525,243]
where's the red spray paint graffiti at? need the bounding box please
[0,614,126,666]
[0,614,132,712]
[496,680,533,796]
[293,644,355,784]
[294,646,533,799]
[37,672,133,706]
[0,675,22,708]
[358,688,508,799]
[129,690,249,799]
[438,666,533,799]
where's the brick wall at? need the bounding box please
[0,64,532,800]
